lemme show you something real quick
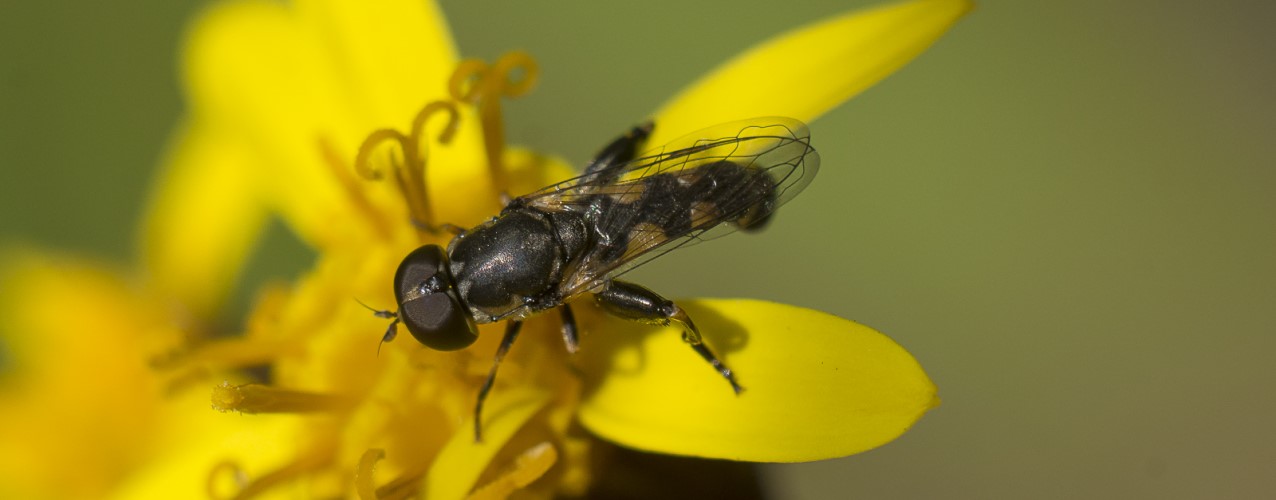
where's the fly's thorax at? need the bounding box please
[448,209,573,322]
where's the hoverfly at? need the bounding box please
[371,117,820,440]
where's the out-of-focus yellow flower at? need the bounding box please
[0,253,186,499]
[0,0,969,498]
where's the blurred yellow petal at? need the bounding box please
[424,388,552,500]
[576,299,937,462]
[183,0,365,247]
[140,120,266,319]
[295,0,457,126]
[181,0,491,247]
[467,441,558,500]
[0,252,183,498]
[649,0,972,146]
[110,410,306,500]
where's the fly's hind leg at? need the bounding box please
[594,280,743,394]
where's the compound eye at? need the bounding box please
[394,245,478,351]
[401,290,478,350]
[394,245,448,301]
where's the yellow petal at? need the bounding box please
[424,388,552,499]
[576,299,937,462]
[649,0,972,146]
[182,0,484,246]
[182,0,354,246]
[294,0,458,126]
[0,252,175,497]
[139,119,266,319]
[109,409,306,500]
[466,442,557,500]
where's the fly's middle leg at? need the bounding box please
[559,303,580,353]
[594,280,743,394]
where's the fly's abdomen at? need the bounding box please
[540,118,818,296]
[588,160,779,264]
[686,160,778,231]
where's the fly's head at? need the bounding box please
[393,244,478,351]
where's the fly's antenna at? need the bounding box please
[355,298,400,356]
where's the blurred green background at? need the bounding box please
[2,0,1273,498]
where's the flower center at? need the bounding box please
[169,52,566,499]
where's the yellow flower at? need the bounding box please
[0,0,969,498]
[0,253,190,499]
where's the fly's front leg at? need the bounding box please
[474,320,523,442]
[594,280,743,394]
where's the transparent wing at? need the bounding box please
[516,117,820,297]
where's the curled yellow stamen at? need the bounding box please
[402,101,460,232]
[466,442,558,500]
[207,461,249,500]
[205,449,332,500]
[448,51,539,198]
[355,450,425,500]
[355,100,461,235]
[211,381,353,414]
[411,100,461,149]
[355,449,386,500]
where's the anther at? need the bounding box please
[211,381,354,414]
[448,51,539,198]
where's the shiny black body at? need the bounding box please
[377,118,820,440]
[448,207,587,323]
[448,159,777,327]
